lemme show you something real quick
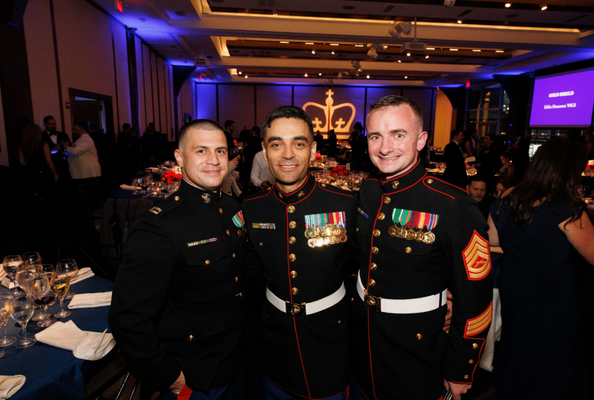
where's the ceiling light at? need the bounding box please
[244,75,248,79]
[473,49,481,52]
[406,52,411,57]
[427,47,436,50]
[398,60,402,63]
[304,73,308,77]
[367,75,370,79]
[450,48,459,51]
[331,51,335,55]
[404,76,408,79]
[367,47,378,59]
[505,3,511,7]
[337,72,343,79]
[457,20,462,23]
[238,71,242,75]
[540,4,547,10]
[312,50,316,54]
[272,10,277,16]
[330,43,339,46]
[355,44,364,47]
[305,42,314,45]
[496,50,504,53]
[425,55,429,59]
[319,73,322,76]
[280,41,289,44]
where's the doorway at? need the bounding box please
[68,88,114,136]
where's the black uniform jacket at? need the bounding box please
[242,173,358,399]
[350,160,493,400]
[109,180,248,393]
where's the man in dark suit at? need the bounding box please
[242,106,358,400]
[443,129,467,189]
[109,119,248,399]
[41,115,71,180]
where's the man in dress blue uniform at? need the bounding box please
[109,119,248,400]
[349,96,493,400]
[242,106,358,400]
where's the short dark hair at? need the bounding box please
[450,129,462,139]
[368,96,423,128]
[353,122,363,132]
[178,119,224,151]
[148,122,155,129]
[261,106,314,141]
[468,174,487,185]
[251,126,261,137]
[123,123,131,130]
[224,120,235,129]
[73,121,87,131]
[500,150,511,160]
[43,115,55,124]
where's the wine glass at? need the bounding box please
[2,255,22,296]
[11,296,36,348]
[15,269,36,298]
[21,252,42,269]
[31,272,56,328]
[0,293,16,348]
[57,259,78,300]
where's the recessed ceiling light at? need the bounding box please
[312,50,316,54]
[450,48,459,51]
[473,49,481,52]
[305,42,314,45]
[425,55,429,59]
[540,4,547,10]
[331,51,335,55]
[496,50,504,53]
[238,71,242,75]
[427,47,436,50]
[404,76,408,79]
[406,52,411,56]
[319,73,322,76]
[304,73,308,77]
[355,44,364,47]
[367,75,370,79]
[457,20,462,24]
[330,43,339,46]
[280,41,289,44]
[398,60,402,63]
[272,10,277,16]
[244,75,248,78]
[505,3,511,7]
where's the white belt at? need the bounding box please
[266,282,346,316]
[357,272,447,314]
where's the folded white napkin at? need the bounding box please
[0,375,26,399]
[0,277,16,289]
[68,292,111,309]
[35,321,115,361]
[70,268,94,285]
[120,184,141,191]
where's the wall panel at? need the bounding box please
[113,22,131,132]
[218,84,255,136]
[0,84,7,166]
[195,84,217,121]
[135,36,146,137]
[402,88,436,136]
[255,85,292,126]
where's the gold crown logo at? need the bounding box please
[302,90,356,133]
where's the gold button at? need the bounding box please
[292,287,298,295]
[378,213,385,220]
[289,221,297,229]
[219,208,223,214]
[472,343,478,349]
[321,184,326,187]
[373,229,381,237]
[188,335,194,341]
[392,181,400,189]
[372,247,379,255]
[290,270,297,278]
[338,320,341,324]
[278,193,283,198]
[464,375,469,379]
[232,253,236,258]
[426,178,433,184]
[298,191,305,198]
[356,227,359,232]
[288,205,295,213]
[368,279,376,287]
[370,263,377,271]
[405,247,412,253]
[174,196,180,201]
[468,359,474,364]
[351,297,354,301]
[205,260,210,265]
[235,276,239,282]
[289,254,296,262]
[289,236,296,244]
[383,197,391,204]
[416,333,422,340]
[226,230,230,236]
[259,242,264,247]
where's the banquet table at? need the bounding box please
[0,276,114,400]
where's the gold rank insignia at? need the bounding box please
[463,231,491,280]
[389,208,438,244]
[149,207,162,215]
[202,193,211,203]
[304,212,347,248]
[464,302,492,337]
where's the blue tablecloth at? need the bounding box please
[0,276,114,400]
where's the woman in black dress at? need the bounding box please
[487,138,594,399]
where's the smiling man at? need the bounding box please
[242,106,358,400]
[349,96,493,400]
[109,119,248,400]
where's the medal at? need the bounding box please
[423,231,435,244]
[389,226,398,237]
[308,239,316,248]
[415,230,425,242]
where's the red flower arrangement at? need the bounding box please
[330,165,349,177]
[161,170,182,184]
[315,153,323,160]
